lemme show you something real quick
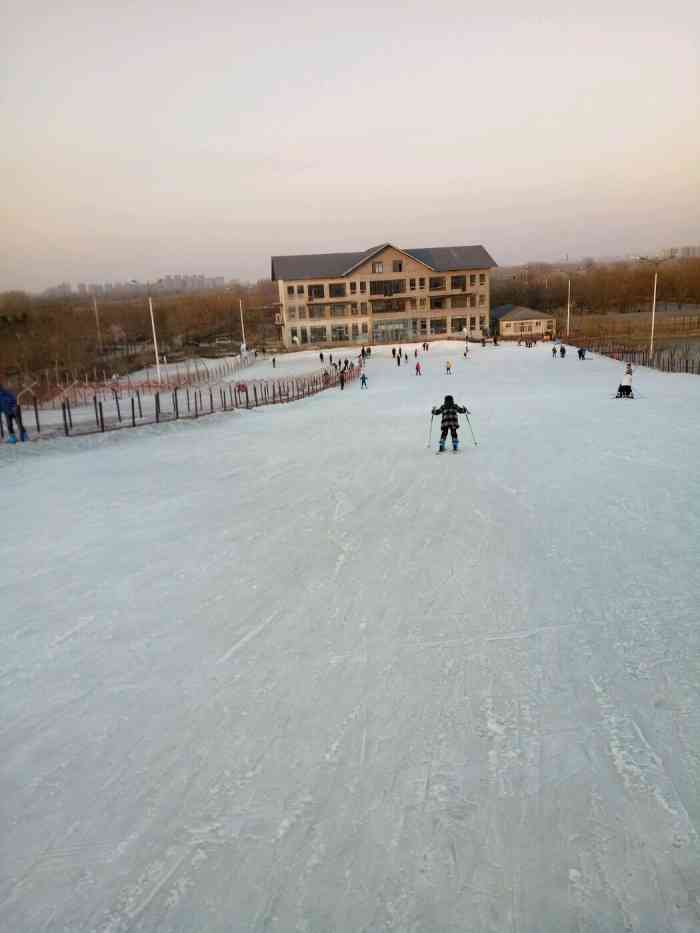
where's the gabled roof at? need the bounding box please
[271,243,497,281]
[497,306,555,321]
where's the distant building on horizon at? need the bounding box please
[271,242,497,347]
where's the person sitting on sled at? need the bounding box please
[616,362,634,398]
[0,384,28,443]
[432,394,469,451]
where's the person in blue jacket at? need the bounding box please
[0,385,28,443]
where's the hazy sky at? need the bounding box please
[2,1,699,290]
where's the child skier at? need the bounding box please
[445,360,453,375]
[0,385,28,443]
[415,361,422,376]
[432,395,470,452]
[616,362,634,398]
[360,373,368,389]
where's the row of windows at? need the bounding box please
[288,295,486,319]
[293,317,489,343]
[287,272,487,298]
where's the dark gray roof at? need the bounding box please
[498,306,555,322]
[403,245,496,272]
[271,243,497,281]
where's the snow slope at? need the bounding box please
[2,342,700,932]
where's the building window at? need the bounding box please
[470,274,476,286]
[288,307,297,319]
[469,316,476,329]
[297,284,304,294]
[331,325,349,341]
[360,302,367,313]
[290,327,298,340]
[308,284,324,299]
[300,327,308,343]
[350,281,357,294]
[361,322,368,334]
[408,298,417,310]
[329,283,346,298]
[451,295,467,309]
[360,281,366,293]
[419,277,425,289]
[370,279,405,296]
[287,285,294,296]
[469,294,476,308]
[479,315,486,327]
[352,323,359,338]
[351,302,358,315]
[410,278,416,290]
[419,297,426,307]
[479,273,486,285]
[298,307,307,319]
[372,261,383,274]
[451,317,467,333]
[430,318,447,335]
[479,294,486,306]
[505,322,512,330]
[429,276,446,290]
[392,260,403,272]
[310,326,327,342]
[331,304,347,317]
[430,297,445,309]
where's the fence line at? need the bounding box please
[3,363,362,444]
[571,338,700,376]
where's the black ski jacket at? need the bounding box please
[432,402,468,430]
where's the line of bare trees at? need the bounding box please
[492,258,700,315]
[0,280,279,389]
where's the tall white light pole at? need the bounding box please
[650,271,658,357]
[639,257,669,358]
[148,293,161,384]
[93,295,103,353]
[566,278,571,337]
[239,298,247,350]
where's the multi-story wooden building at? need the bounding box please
[271,243,496,347]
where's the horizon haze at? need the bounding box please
[2,0,699,292]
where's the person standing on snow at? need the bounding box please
[391,347,396,358]
[0,385,28,443]
[559,345,566,358]
[445,360,453,375]
[360,373,368,389]
[397,354,401,367]
[432,394,469,452]
[552,345,557,358]
[339,371,346,390]
[616,362,634,398]
[415,361,422,375]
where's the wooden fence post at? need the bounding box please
[98,402,105,432]
[131,397,136,427]
[33,395,40,433]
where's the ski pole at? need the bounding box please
[464,411,478,447]
[427,413,434,448]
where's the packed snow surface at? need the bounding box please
[2,342,700,932]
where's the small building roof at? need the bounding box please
[497,306,556,322]
[271,243,497,281]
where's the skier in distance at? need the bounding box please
[616,362,634,398]
[432,395,469,452]
[0,385,28,443]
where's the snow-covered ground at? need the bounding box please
[2,342,699,932]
